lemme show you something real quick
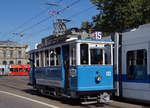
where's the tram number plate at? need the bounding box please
[94,31,102,40]
[106,71,111,76]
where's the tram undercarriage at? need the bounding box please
[33,84,113,104]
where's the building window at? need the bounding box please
[10,50,13,58]
[3,61,7,65]
[127,49,147,80]
[18,61,21,65]
[3,51,6,58]
[9,61,14,65]
[18,51,22,59]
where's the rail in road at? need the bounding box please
[0,76,149,108]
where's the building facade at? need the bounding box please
[0,41,28,65]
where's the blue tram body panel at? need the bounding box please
[70,65,114,91]
[35,66,64,88]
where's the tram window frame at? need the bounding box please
[14,68,18,72]
[104,44,112,65]
[70,45,76,66]
[19,68,23,72]
[56,47,61,66]
[80,44,89,65]
[24,68,28,72]
[127,49,147,80]
[36,52,39,58]
[50,49,55,66]
[10,68,13,72]
[36,60,39,67]
[45,50,49,66]
[40,51,44,67]
[90,48,103,65]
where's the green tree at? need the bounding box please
[81,21,93,32]
[90,0,150,34]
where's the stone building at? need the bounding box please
[0,40,28,65]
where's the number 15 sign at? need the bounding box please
[94,31,102,40]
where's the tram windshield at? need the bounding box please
[91,49,103,65]
[80,43,112,65]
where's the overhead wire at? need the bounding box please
[24,5,96,37]
[3,9,48,39]
[14,0,81,43]
[17,0,81,34]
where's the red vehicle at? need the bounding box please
[9,65,30,75]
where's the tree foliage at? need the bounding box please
[81,21,93,31]
[83,0,150,34]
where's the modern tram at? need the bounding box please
[114,23,150,102]
[29,30,115,104]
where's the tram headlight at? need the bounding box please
[96,75,102,83]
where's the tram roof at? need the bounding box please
[29,39,113,53]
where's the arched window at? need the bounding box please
[3,61,7,65]
[18,61,21,65]
[9,61,14,65]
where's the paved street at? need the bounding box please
[0,76,149,108]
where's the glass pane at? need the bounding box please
[71,46,76,66]
[80,44,89,65]
[90,49,103,65]
[105,45,111,64]
[19,68,23,72]
[50,50,55,66]
[24,68,28,72]
[14,68,18,72]
[10,68,13,72]
[56,47,61,65]
[127,50,147,80]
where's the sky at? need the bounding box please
[0,0,99,50]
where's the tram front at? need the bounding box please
[69,40,115,103]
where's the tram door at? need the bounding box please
[62,45,70,89]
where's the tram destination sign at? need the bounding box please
[94,31,102,40]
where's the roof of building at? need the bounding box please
[0,40,26,48]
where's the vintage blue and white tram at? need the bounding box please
[29,32,114,104]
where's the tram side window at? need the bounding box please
[36,52,39,58]
[19,68,23,72]
[36,60,39,67]
[40,52,44,67]
[90,49,103,65]
[10,68,13,72]
[45,50,49,66]
[50,50,55,66]
[80,44,89,65]
[24,68,29,72]
[105,45,111,65]
[56,47,61,65]
[70,46,76,66]
[127,49,147,80]
[14,68,18,72]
